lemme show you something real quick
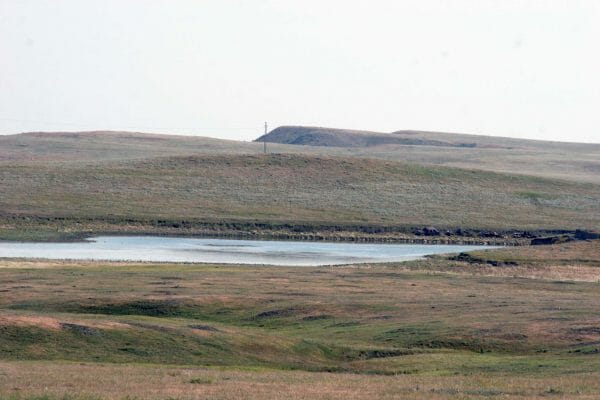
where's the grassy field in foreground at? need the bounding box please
[0,241,599,399]
[2,360,600,400]
[1,154,599,241]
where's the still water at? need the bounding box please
[0,236,496,266]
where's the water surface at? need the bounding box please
[0,236,496,266]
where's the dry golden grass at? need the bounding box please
[2,153,599,238]
[444,263,600,282]
[2,129,599,183]
[405,240,600,282]
[2,360,600,400]
[1,130,598,399]
[1,242,599,398]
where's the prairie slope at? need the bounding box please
[0,131,266,163]
[257,126,600,183]
[1,153,598,232]
[258,125,598,151]
[2,129,599,183]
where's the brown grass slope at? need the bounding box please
[256,126,600,183]
[0,130,268,163]
[4,361,600,400]
[258,125,599,151]
[2,129,599,183]
[1,153,598,231]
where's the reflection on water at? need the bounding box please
[0,236,497,266]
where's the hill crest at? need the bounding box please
[256,125,599,150]
[255,126,475,148]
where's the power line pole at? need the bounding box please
[263,121,268,154]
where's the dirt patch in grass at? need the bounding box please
[0,315,61,330]
[0,313,130,332]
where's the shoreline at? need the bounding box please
[0,238,499,266]
[1,214,591,246]
[0,228,522,246]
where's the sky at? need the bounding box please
[1,0,599,143]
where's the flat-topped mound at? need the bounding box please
[254,126,600,183]
[256,125,600,151]
[256,126,466,148]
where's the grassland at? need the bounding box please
[1,130,598,242]
[3,129,599,184]
[1,129,598,398]
[1,153,599,242]
[3,361,600,400]
[259,126,600,184]
[0,241,599,399]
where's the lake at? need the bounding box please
[0,236,496,266]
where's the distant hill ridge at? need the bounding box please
[256,126,482,148]
[2,127,598,183]
[256,125,599,150]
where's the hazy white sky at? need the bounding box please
[1,0,599,143]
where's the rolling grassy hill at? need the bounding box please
[257,125,598,151]
[0,129,598,240]
[257,126,600,183]
[0,153,598,241]
[2,128,599,183]
[1,129,599,399]
[0,131,266,163]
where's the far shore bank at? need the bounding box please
[1,214,592,246]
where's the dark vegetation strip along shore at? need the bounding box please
[0,213,590,245]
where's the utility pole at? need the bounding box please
[263,121,268,154]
